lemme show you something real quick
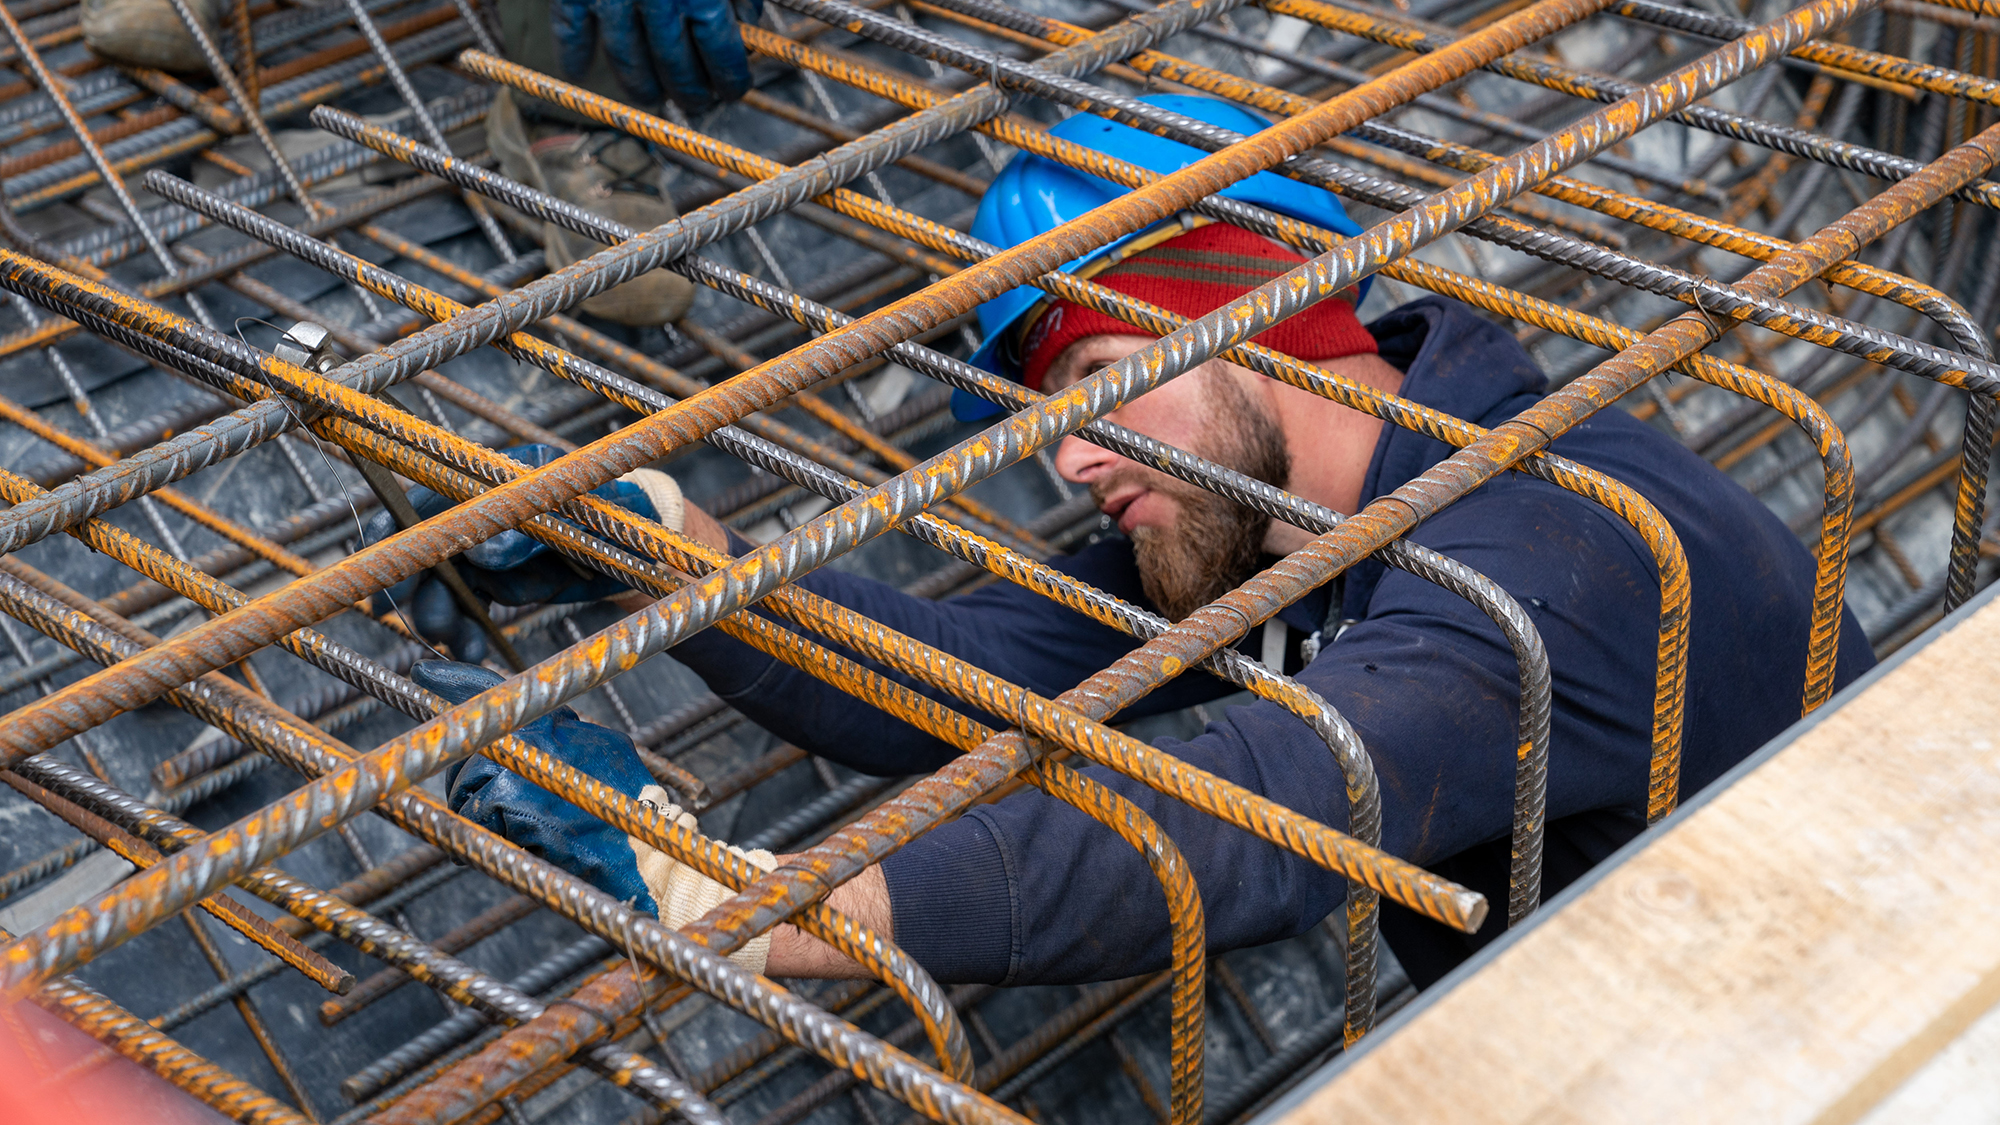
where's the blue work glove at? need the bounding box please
[362,444,683,663]
[422,659,661,914]
[425,661,783,967]
[551,0,763,112]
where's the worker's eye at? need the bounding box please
[1048,362,1113,394]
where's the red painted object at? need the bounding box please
[0,1001,223,1124]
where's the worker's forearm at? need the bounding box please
[624,496,1019,776]
[636,501,896,977]
[682,502,731,555]
[766,861,890,979]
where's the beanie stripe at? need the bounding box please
[1018,222,1376,392]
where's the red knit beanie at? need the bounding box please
[1015,221,1376,392]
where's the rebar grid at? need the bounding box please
[0,0,1991,1121]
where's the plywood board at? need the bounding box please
[1272,593,2000,1125]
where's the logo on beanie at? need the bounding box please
[1020,303,1065,366]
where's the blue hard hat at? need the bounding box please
[955,94,1368,421]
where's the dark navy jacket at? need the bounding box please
[670,297,1875,987]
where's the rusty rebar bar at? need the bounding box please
[0,0,1993,1118]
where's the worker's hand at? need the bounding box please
[423,659,661,913]
[423,660,779,969]
[551,0,762,112]
[362,444,686,662]
[625,790,778,970]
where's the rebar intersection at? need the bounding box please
[0,0,1992,1120]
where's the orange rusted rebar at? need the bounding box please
[0,0,1994,1120]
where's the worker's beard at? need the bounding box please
[1097,375,1292,622]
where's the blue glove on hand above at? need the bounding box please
[551,0,763,111]
[362,444,684,664]
[423,659,661,914]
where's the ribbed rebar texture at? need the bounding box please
[0,0,1990,1121]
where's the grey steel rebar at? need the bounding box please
[0,338,989,1114]
[163,0,328,219]
[340,933,614,1102]
[333,0,518,260]
[0,2,180,274]
[0,553,730,1122]
[0,0,1992,1120]
[786,0,1998,397]
[739,772,899,851]
[150,151,1548,1031]
[0,0,222,336]
[0,0,1243,569]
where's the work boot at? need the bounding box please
[80,0,217,73]
[486,89,695,327]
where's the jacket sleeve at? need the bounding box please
[881,483,1665,984]
[665,536,1243,777]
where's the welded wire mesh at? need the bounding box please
[0,0,1992,1120]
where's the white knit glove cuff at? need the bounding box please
[620,469,685,534]
[628,785,777,974]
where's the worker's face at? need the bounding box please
[1046,334,1291,621]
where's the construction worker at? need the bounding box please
[82,0,759,325]
[388,96,1880,989]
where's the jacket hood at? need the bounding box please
[1335,296,1551,621]
[1362,296,1549,507]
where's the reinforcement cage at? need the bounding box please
[0,0,1991,1119]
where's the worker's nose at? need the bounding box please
[1054,432,1118,484]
